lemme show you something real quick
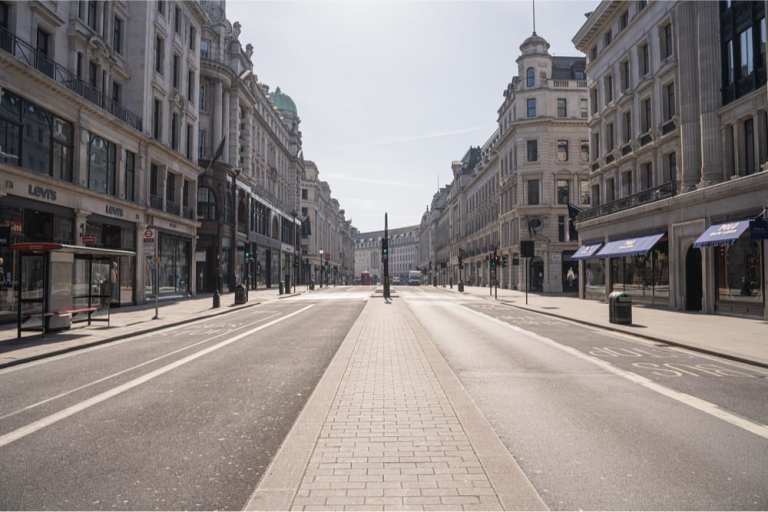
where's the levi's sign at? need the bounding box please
[27,185,57,201]
[106,204,124,217]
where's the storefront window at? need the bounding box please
[158,233,190,296]
[585,260,605,288]
[610,241,669,299]
[716,238,763,301]
[88,133,117,196]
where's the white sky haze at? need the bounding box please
[227,0,597,232]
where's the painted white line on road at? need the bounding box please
[0,312,282,421]
[460,304,768,441]
[0,305,314,449]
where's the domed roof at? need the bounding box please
[269,87,297,115]
[520,32,550,51]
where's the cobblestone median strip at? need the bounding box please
[246,299,546,511]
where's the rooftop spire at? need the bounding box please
[532,0,537,35]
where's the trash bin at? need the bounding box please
[284,276,291,294]
[608,291,632,325]
[234,284,248,305]
[278,281,284,295]
[309,281,315,290]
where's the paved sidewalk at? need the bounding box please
[448,285,768,367]
[0,288,299,368]
[248,298,545,511]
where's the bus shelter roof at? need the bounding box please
[11,243,136,258]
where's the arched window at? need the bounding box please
[526,67,535,87]
[272,217,280,239]
[197,186,216,220]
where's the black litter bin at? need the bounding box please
[234,284,248,305]
[609,291,632,325]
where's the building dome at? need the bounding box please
[520,32,550,52]
[269,87,297,115]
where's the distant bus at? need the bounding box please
[360,272,372,285]
[408,270,422,285]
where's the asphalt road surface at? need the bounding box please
[0,293,365,510]
[404,286,768,511]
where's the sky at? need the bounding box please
[227,0,597,232]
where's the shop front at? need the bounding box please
[83,214,136,306]
[693,219,766,318]
[596,233,670,306]
[0,195,74,323]
[572,242,605,300]
[144,228,192,300]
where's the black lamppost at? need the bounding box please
[291,210,298,294]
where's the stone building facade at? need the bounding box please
[0,0,207,326]
[573,0,768,319]
[353,225,419,284]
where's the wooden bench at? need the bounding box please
[50,306,98,318]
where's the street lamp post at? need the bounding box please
[291,210,298,294]
[318,249,324,288]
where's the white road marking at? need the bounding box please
[0,312,281,420]
[0,305,314,449]
[460,304,768,441]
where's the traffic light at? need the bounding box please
[381,239,389,261]
[502,255,508,268]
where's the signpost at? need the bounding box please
[144,227,159,319]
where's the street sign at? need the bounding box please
[143,229,155,241]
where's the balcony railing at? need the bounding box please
[166,200,181,216]
[149,195,163,210]
[183,206,195,220]
[0,26,143,132]
[576,181,677,222]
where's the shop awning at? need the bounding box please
[596,233,665,258]
[693,221,750,248]
[570,243,603,260]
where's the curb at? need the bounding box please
[0,301,262,370]
[496,300,768,370]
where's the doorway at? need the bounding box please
[561,251,578,293]
[685,245,702,311]
[529,257,544,292]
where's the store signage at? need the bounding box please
[143,229,155,241]
[27,185,57,201]
[81,234,97,245]
[106,204,124,217]
[751,218,768,240]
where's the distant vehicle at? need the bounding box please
[408,270,422,285]
[391,275,401,285]
[360,272,372,285]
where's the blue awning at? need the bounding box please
[571,243,603,260]
[693,221,750,248]
[596,233,665,258]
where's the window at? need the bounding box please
[150,163,159,196]
[620,59,630,91]
[557,140,569,162]
[590,45,598,62]
[187,70,195,101]
[527,179,540,205]
[87,0,97,30]
[153,98,162,140]
[189,25,196,50]
[88,133,117,196]
[113,17,123,53]
[619,10,629,31]
[637,0,647,11]
[166,172,176,202]
[745,117,755,174]
[622,170,632,197]
[125,150,136,202]
[580,98,588,119]
[606,177,615,202]
[604,29,612,47]
[557,98,567,118]
[174,5,181,34]
[761,18,766,67]
[580,180,591,205]
[605,74,613,103]
[527,98,536,118]
[526,67,535,87]
[740,27,754,78]
[641,162,653,190]
[110,82,121,106]
[591,184,601,206]
[201,38,210,59]
[558,216,567,242]
[623,110,632,143]
[580,140,590,161]
[606,122,615,151]
[184,123,192,160]
[667,152,677,182]
[527,140,538,162]
[76,52,83,79]
[301,188,308,200]
[660,23,673,60]
[641,97,652,133]
[639,43,650,76]
[171,113,179,150]
[157,1,164,15]
[172,54,180,89]
[663,82,675,121]
[88,60,98,89]
[198,129,207,159]
[592,131,600,160]
[199,80,207,112]
[155,35,164,74]
[556,179,570,205]
[590,87,598,114]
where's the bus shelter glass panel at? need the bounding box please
[19,254,46,330]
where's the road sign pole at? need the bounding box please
[153,231,159,319]
[525,257,529,305]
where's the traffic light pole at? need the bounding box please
[383,212,390,300]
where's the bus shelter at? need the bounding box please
[11,243,136,338]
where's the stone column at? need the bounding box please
[212,80,223,153]
[676,1,702,192]
[697,1,723,186]
[228,91,240,169]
